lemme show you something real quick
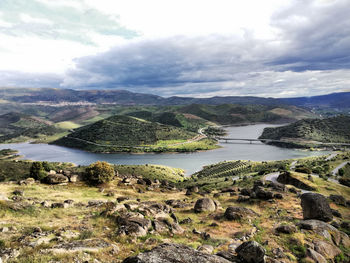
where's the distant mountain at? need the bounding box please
[1,87,349,109]
[259,115,350,146]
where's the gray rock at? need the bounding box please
[313,240,341,259]
[275,224,296,234]
[224,206,257,220]
[301,193,333,222]
[122,243,232,263]
[197,245,214,254]
[194,198,217,213]
[236,241,265,263]
[44,174,69,184]
[306,248,327,263]
[116,215,151,237]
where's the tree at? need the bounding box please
[85,161,115,185]
[29,161,47,180]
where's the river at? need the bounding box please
[0,124,329,175]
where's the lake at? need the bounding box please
[0,124,329,175]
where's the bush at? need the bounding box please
[29,162,47,180]
[42,161,55,172]
[85,161,115,185]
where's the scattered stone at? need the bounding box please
[300,193,333,222]
[179,218,193,225]
[237,195,250,203]
[117,196,130,203]
[277,172,316,191]
[236,241,265,263]
[329,194,346,206]
[43,174,69,184]
[313,240,341,259]
[122,243,232,263]
[224,206,257,220]
[331,209,342,218]
[275,224,296,234]
[273,193,283,199]
[116,214,151,237]
[41,201,50,208]
[51,202,69,209]
[306,248,327,263]
[194,198,217,213]
[197,245,214,254]
[12,189,24,196]
[18,178,35,185]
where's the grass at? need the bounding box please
[55,121,81,130]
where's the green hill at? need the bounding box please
[52,115,214,152]
[0,112,64,143]
[259,115,350,147]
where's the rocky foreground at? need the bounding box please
[0,162,349,262]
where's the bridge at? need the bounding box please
[215,137,350,146]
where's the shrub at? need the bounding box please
[42,161,55,172]
[85,161,115,185]
[29,162,47,180]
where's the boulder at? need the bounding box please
[224,206,257,220]
[43,174,69,185]
[298,220,350,247]
[313,240,341,259]
[116,215,151,237]
[194,198,217,213]
[300,193,333,222]
[197,245,214,254]
[306,248,327,263]
[277,172,316,191]
[236,241,265,263]
[122,243,232,263]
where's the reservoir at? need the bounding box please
[0,124,329,175]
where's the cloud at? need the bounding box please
[270,0,350,71]
[0,0,137,44]
[0,0,349,98]
[0,70,62,88]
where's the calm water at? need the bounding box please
[0,124,329,175]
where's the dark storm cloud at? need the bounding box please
[270,0,350,71]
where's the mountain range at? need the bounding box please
[1,87,349,109]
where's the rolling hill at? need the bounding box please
[53,115,204,152]
[259,115,350,147]
[0,112,64,143]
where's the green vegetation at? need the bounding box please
[29,161,47,180]
[53,115,218,153]
[85,161,115,185]
[260,115,350,148]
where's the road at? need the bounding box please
[332,161,349,176]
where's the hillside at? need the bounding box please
[0,112,64,143]
[53,115,216,152]
[0,154,349,262]
[259,115,350,147]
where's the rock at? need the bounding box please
[171,223,184,235]
[273,193,283,199]
[88,200,105,207]
[194,198,217,213]
[0,194,9,201]
[254,187,274,200]
[331,209,342,218]
[240,188,252,196]
[43,174,69,184]
[329,194,346,206]
[313,240,341,259]
[12,189,24,196]
[277,172,316,191]
[237,195,250,203]
[122,243,232,263]
[301,193,333,222]
[215,251,236,261]
[197,245,214,254]
[116,215,151,237]
[51,202,69,208]
[41,201,50,208]
[275,224,296,234]
[306,248,327,263]
[298,220,350,247]
[236,241,265,263]
[68,174,79,183]
[224,206,257,220]
[18,178,35,185]
[0,227,9,232]
[117,196,130,203]
[180,218,193,225]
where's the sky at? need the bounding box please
[0,0,349,98]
